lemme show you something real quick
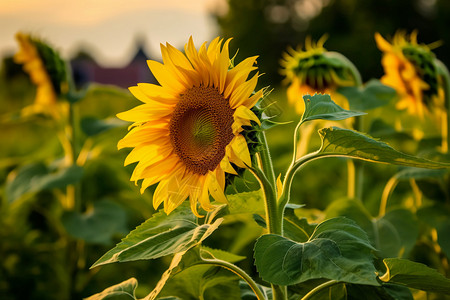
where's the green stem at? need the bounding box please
[300,280,340,300]
[200,258,267,300]
[379,176,399,217]
[257,130,277,188]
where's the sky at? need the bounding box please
[0,0,224,66]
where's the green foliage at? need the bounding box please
[80,117,127,136]
[254,217,379,286]
[318,127,450,169]
[300,94,366,125]
[91,207,222,268]
[380,258,450,294]
[6,162,83,202]
[62,199,128,244]
[84,278,138,300]
[337,79,397,111]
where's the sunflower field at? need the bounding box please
[2,1,450,300]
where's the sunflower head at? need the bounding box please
[14,32,68,115]
[375,31,444,117]
[280,36,359,114]
[117,37,264,216]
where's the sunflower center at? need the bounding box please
[170,85,235,175]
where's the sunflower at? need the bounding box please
[117,37,263,216]
[280,36,359,114]
[375,31,444,117]
[14,32,67,117]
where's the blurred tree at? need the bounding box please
[213,0,450,85]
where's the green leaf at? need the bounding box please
[394,167,447,180]
[84,277,138,300]
[226,190,265,215]
[254,217,379,286]
[380,258,450,294]
[337,79,397,111]
[300,94,366,125]
[283,209,316,243]
[91,207,222,268]
[61,199,128,244]
[325,199,419,258]
[417,204,450,258]
[318,127,450,169]
[6,162,83,202]
[81,116,127,136]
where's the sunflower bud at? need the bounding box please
[280,36,360,114]
[14,32,68,115]
[375,31,444,117]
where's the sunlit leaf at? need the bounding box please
[91,207,222,268]
[318,127,450,169]
[379,258,450,294]
[6,162,83,202]
[254,217,379,286]
[300,94,365,125]
[84,277,138,300]
[61,199,127,245]
[227,190,265,215]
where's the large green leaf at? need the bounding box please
[380,258,450,294]
[325,199,419,258]
[337,79,397,111]
[61,199,128,245]
[6,162,83,202]
[91,207,222,268]
[300,94,366,125]
[318,127,450,169]
[254,217,379,286]
[85,277,138,300]
[226,190,265,215]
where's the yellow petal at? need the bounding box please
[206,171,227,203]
[230,135,251,167]
[220,154,237,175]
[166,43,194,70]
[375,32,393,53]
[147,60,185,93]
[116,104,173,123]
[118,126,168,149]
[234,105,261,125]
[229,72,259,109]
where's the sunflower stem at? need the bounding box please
[300,280,340,300]
[257,130,277,188]
[199,258,267,300]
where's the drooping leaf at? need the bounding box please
[61,199,128,245]
[254,217,379,286]
[6,162,84,202]
[326,199,419,258]
[337,79,396,111]
[300,94,366,125]
[318,127,450,169]
[379,258,450,294]
[84,277,138,300]
[91,207,222,268]
[81,116,127,136]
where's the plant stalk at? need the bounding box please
[200,258,267,300]
[300,280,340,300]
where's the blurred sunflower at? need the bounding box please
[14,32,67,117]
[280,36,360,114]
[118,37,263,216]
[375,31,444,117]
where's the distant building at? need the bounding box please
[70,43,156,89]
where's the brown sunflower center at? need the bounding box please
[169,85,235,175]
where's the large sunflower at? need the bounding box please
[118,37,263,216]
[280,36,358,114]
[375,31,443,117]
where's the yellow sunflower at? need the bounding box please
[14,32,59,115]
[117,37,263,216]
[375,31,444,117]
[280,36,358,114]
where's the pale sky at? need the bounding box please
[0,0,224,66]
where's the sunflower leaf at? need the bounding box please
[91,207,222,268]
[337,79,396,111]
[253,217,379,286]
[379,258,450,294]
[84,277,138,300]
[318,127,450,169]
[300,94,366,125]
